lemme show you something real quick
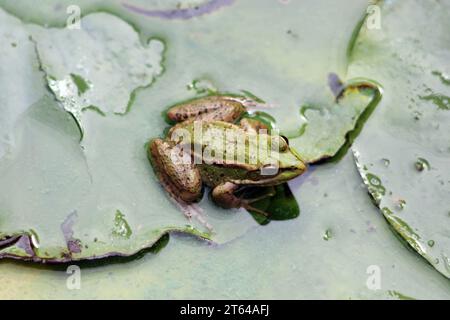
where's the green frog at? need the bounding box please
[149,95,306,217]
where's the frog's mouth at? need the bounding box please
[232,165,306,187]
[265,166,306,182]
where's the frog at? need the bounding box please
[149,95,307,217]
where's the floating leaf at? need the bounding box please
[287,77,382,164]
[1,1,449,300]
[29,12,165,131]
[0,3,381,263]
[0,9,47,158]
[0,10,261,262]
[246,184,300,225]
[349,0,450,278]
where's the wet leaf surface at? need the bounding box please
[0,0,449,299]
[0,9,47,158]
[287,77,382,163]
[349,0,450,278]
[29,12,165,131]
[0,3,383,262]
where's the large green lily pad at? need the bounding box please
[286,77,382,163]
[349,0,450,278]
[1,0,449,300]
[0,8,260,262]
[0,9,47,158]
[29,12,165,132]
[0,4,381,262]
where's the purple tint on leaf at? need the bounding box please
[328,73,344,98]
[61,211,82,253]
[122,0,235,20]
[15,234,35,256]
[61,211,77,240]
[67,240,82,253]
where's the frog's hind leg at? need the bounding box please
[149,139,203,204]
[167,95,246,123]
[150,139,215,230]
[211,182,271,217]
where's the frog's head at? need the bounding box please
[244,136,307,185]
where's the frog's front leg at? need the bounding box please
[149,138,203,204]
[211,182,270,216]
[167,95,246,123]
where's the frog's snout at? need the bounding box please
[290,152,308,177]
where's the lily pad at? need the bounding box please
[247,184,300,225]
[0,2,384,263]
[1,0,450,300]
[286,76,382,164]
[28,12,165,132]
[0,9,47,158]
[349,0,450,278]
[0,9,265,262]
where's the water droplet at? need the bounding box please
[415,158,430,171]
[369,176,380,186]
[397,199,406,210]
[413,111,422,120]
[30,230,40,249]
[366,173,386,203]
[187,78,217,94]
[323,229,332,241]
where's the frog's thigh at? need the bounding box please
[167,96,245,123]
[150,139,203,203]
[211,182,241,209]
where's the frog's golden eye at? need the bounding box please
[275,135,289,152]
[281,135,289,146]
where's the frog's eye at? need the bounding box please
[275,135,289,152]
[281,135,289,146]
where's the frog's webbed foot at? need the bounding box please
[211,182,271,217]
[167,95,246,123]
